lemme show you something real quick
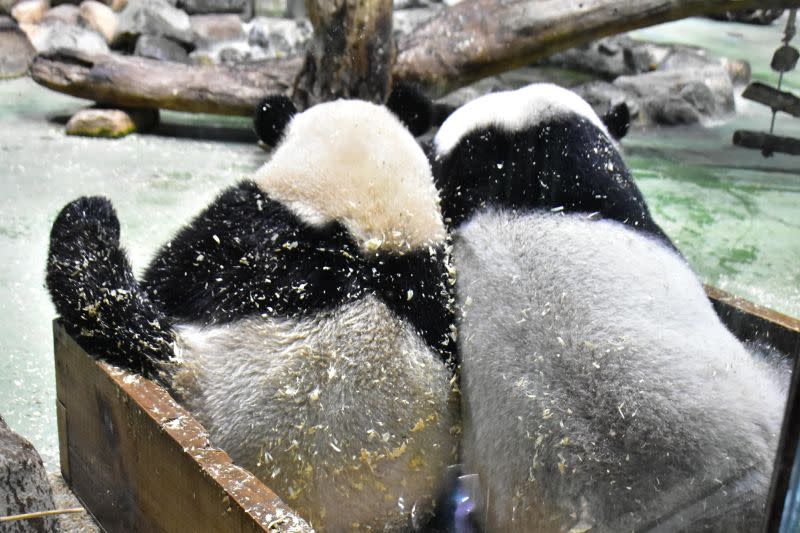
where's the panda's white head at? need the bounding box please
[433,83,613,157]
[253,97,446,254]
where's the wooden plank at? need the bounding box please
[705,285,800,359]
[53,322,313,533]
[741,82,800,118]
[733,130,800,156]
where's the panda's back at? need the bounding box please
[454,209,786,531]
[167,295,458,531]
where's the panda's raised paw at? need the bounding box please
[49,196,122,251]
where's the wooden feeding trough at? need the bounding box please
[53,323,313,533]
[52,286,800,532]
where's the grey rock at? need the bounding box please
[658,47,716,72]
[189,38,259,64]
[11,0,47,23]
[679,81,717,117]
[573,80,641,122]
[79,0,119,43]
[247,16,309,58]
[614,65,734,116]
[542,36,672,80]
[721,57,751,85]
[134,33,188,61]
[190,13,243,46]
[0,17,34,78]
[41,3,80,24]
[0,415,59,533]
[217,43,244,63]
[66,106,159,137]
[641,95,701,125]
[28,20,110,53]
[114,0,193,48]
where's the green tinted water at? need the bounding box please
[629,16,800,317]
[0,16,798,469]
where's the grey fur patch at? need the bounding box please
[454,210,787,532]
[163,296,459,531]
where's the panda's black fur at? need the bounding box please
[47,96,459,532]
[431,84,669,246]
[140,180,454,363]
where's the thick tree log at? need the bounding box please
[31,50,302,116]
[30,0,800,114]
[293,0,395,107]
[395,0,800,95]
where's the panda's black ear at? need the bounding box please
[602,101,631,141]
[253,94,297,146]
[386,82,434,137]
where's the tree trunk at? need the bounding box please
[293,0,395,108]
[30,0,800,114]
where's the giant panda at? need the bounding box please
[46,97,459,532]
[430,83,788,532]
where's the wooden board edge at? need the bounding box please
[52,320,313,533]
[705,284,800,359]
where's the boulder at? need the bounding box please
[189,38,258,64]
[79,0,117,42]
[11,0,48,23]
[721,57,751,85]
[0,415,59,533]
[189,13,242,46]
[247,16,309,58]
[573,80,641,122]
[657,47,717,72]
[614,65,735,117]
[27,19,109,53]
[41,3,78,23]
[641,95,701,125]
[0,16,34,78]
[542,36,673,80]
[114,0,192,49]
[134,33,187,61]
[106,0,126,12]
[66,106,159,137]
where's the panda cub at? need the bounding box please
[431,84,788,532]
[47,98,459,532]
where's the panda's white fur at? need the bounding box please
[169,296,457,531]
[454,211,786,532]
[255,100,446,253]
[433,83,610,156]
